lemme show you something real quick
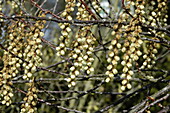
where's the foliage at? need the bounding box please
[0,0,170,113]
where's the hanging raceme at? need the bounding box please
[56,0,76,56]
[22,13,45,80]
[0,0,23,106]
[119,0,145,90]
[140,42,157,69]
[0,9,45,111]
[66,1,96,87]
[0,19,25,106]
[20,12,46,113]
[20,83,38,113]
[91,0,102,16]
[0,0,169,112]
[139,0,168,69]
[106,0,168,91]
[105,24,122,83]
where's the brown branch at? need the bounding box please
[158,106,170,113]
[95,80,170,113]
[128,84,170,113]
[1,15,170,36]
[138,94,170,113]
[43,59,71,69]
[37,67,68,76]
[121,0,134,18]
[41,37,57,49]
[0,15,119,25]
[38,90,126,95]
[30,0,63,20]
[79,0,98,20]
[11,85,83,113]
[0,44,29,64]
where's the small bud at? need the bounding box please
[143,61,147,66]
[112,69,118,74]
[116,43,121,48]
[128,71,134,75]
[111,40,117,45]
[112,60,117,65]
[122,79,127,85]
[121,61,126,66]
[27,72,32,78]
[71,81,76,86]
[111,31,116,35]
[127,83,132,89]
[70,66,75,71]
[105,78,110,82]
[137,51,142,56]
[123,67,128,73]
[66,78,71,82]
[127,62,132,68]
[153,49,158,54]
[108,52,114,57]
[121,86,126,91]
[89,67,94,72]
[109,73,114,78]
[107,65,112,70]
[114,56,120,61]
[72,54,78,59]
[70,74,76,79]
[121,47,126,52]
[74,70,79,75]
[127,75,132,80]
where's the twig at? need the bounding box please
[0,15,119,25]
[79,0,98,20]
[95,81,168,113]
[37,99,85,113]
[38,90,126,95]
[128,84,170,113]
[138,94,170,113]
[37,67,68,76]
[30,0,63,20]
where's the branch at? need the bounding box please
[128,84,170,113]
[79,0,98,20]
[38,90,126,95]
[37,99,85,113]
[30,0,63,20]
[43,80,106,102]
[11,85,84,113]
[95,79,170,113]
[1,15,170,36]
[37,67,68,76]
[138,94,170,113]
[0,44,29,64]
[0,15,119,25]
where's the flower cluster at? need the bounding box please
[138,0,168,69]
[56,0,76,56]
[11,0,19,9]
[0,0,2,12]
[105,24,121,83]
[0,79,13,106]
[20,84,38,113]
[23,15,45,80]
[0,11,45,111]
[140,42,157,69]
[119,0,144,90]
[0,20,25,106]
[91,0,102,15]
[21,12,45,113]
[143,0,168,27]
[106,0,168,91]
[66,1,96,87]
